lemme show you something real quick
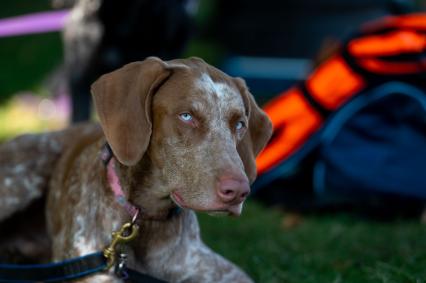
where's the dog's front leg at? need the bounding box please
[73,273,121,283]
[174,239,254,283]
[140,210,254,283]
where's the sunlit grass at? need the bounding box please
[0,92,68,141]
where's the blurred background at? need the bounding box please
[0,0,425,282]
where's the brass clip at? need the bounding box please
[103,222,139,269]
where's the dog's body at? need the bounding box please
[0,57,272,282]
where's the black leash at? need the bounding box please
[0,252,168,283]
[0,252,105,283]
[126,269,169,283]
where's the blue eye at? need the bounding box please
[236,121,245,130]
[179,113,193,121]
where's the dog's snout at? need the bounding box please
[216,176,250,204]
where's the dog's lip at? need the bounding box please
[170,191,187,208]
[170,191,243,216]
[201,205,242,216]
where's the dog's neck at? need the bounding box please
[113,156,178,221]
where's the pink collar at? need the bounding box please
[101,144,139,220]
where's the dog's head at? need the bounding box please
[91,57,272,216]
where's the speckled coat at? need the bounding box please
[0,57,272,282]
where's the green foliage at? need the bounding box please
[0,1,63,102]
[0,34,63,101]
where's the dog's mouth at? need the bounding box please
[170,191,244,216]
[170,191,186,208]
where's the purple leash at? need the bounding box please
[0,9,69,38]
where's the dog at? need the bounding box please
[0,57,272,282]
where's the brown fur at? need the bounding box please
[0,57,272,282]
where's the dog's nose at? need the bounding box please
[216,177,250,204]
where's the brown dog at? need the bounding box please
[0,57,272,282]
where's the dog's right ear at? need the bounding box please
[91,57,172,166]
[234,78,273,184]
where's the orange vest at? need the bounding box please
[256,13,426,175]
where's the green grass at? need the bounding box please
[198,201,426,283]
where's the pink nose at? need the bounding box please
[216,177,250,204]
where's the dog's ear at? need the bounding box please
[91,57,172,166]
[234,78,273,183]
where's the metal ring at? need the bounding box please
[131,208,140,225]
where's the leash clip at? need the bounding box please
[103,222,139,270]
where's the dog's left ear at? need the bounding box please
[91,57,173,166]
[234,78,273,183]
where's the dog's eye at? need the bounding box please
[236,121,245,131]
[179,113,193,122]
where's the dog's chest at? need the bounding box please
[46,144,124,259]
